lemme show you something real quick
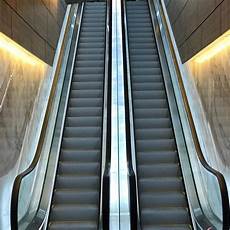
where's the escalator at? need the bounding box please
[48,2,107,229]
[124,0,192,229]
[8,0,230,229]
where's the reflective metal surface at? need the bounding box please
[121,0,140,228]
[110,0,130,229]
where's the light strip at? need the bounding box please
[0,32,45,66]
[193,30,230,63]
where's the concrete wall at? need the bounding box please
[0,0,66,65]
[164,0,230,63]
[0,0,66,176]
[0,48,50,176]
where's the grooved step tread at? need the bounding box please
[53,189,99,204]
[49,221,97,230]
[60,149,101,162]
[48,2,106,229]
[140,192,188,208]
[127,0,191,228]
[141,207,190,225]
[50,204,98,221]
[143,225,192,230]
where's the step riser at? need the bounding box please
[127,1,191,228]
[49,2,106,228]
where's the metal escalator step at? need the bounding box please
[131,61,160,68]
[75,60,105,67]
[127,7,149,10]
[128,16,151,20]
[50,204,98,221]
[81,27,105,32]
[86,3,106,6]
[67,107,102,117]
[82,17,105,22]
[71,82,103,90]
[134,108,169,118]
[128,37,155,43]
[53,189,99,204]
[69,97,102,107]
[78,42,105,49]
[82,12,105,17]
[83,14,105,19]
[135,118,171,128]
[130,54,159,62]
[127,6,149,9]
[65,117,101,127]
[139,177,184,193]
[141,208,190,225]
[131,67,161,75]
[58,162,100,175]
[72,79,103,85]
[70,89,103,98]
[77,54,105,60]
[83,10,106,15]
[62,137,101,150]
[127,5,148,8]
[127,11,149,15]
[136,139,176,151]
[140,192,187,208]
[79,35,105,41]
[130,48,159,55]
[60,150,101,162]
[137,151,178,164]
[78,46,104,55]
[74,67,104,74]
[129,26,152,31]
[129,43,156,49]
[133,99,168,108]
[48,2,106,228]
[143,225,191,230]
[83,11,105,14]
[56,175,99,189]
[85,4,106,8]
[69,98,102,107]
[132,82,164,90]
[127,2,148,6]
[64,126,101,138]
[138,163,181,178]
[49,221,97,230]
[135,128,173,139]
[132,75,163,83]
[128,32,154,38]
[127,1,191,227]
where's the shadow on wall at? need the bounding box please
[0,33,50,177]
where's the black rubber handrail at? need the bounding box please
[10,7,77,230]
[153,0,230,229]
[101,0,112,228]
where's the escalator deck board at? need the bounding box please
[48,2,106,229]
[127,0,192,228]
